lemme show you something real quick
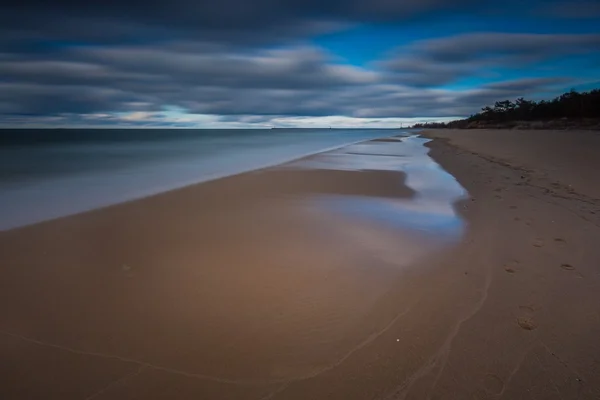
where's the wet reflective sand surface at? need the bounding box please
[0,136,472,399]
[288,135,467,263]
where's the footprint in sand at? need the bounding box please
[504,261,519,273]
[554,238,567,248]
[533,239,544,248]
[516,316,537,330]
[483,373,505,394]
[560,263,575,271]
[516,305,537,330]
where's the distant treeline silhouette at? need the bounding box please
[412,88,600,129]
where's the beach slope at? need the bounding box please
[1,131,599,399]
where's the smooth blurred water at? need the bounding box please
[288,136,468,245]
[0,129,406,230]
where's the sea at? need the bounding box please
[0,128,411,230]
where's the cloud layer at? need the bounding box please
[1,1,599,127]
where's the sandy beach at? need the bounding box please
[1,130,600,399]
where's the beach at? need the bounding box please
[1,130,600,399]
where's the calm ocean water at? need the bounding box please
[0,128,408,230]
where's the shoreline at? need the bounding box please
[417,129,600,399]
[0,135,445,399]
[0,132,409,233]
[2,130,599,399]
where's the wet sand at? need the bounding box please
[2,131,600,399]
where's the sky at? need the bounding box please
[1,0,599,128]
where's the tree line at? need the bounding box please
[412,88,600,129]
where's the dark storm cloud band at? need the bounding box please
[1,0,599,125]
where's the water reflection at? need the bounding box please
[288,136,468,245]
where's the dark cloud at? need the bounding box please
[0,44,377,89]
[3,1,473,31]
[1,64,569,123]
[381,33,600,87]
[481,77,570,92]
[4,0,594,55]
[0,43,381,117]
[416,33,600,63]
[0,83,145,115]
[71,45,378,89]
[0,33,581,121]
[1,0,480,50]
[380,58,478,87]
[544,1,600,19]
[1,1,598,125]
